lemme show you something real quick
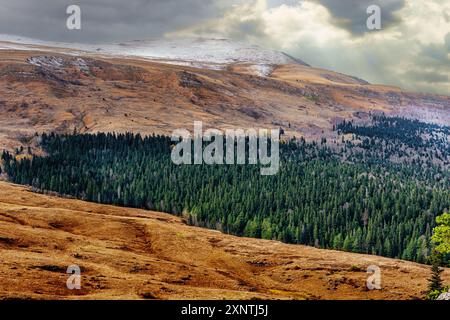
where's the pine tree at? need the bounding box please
[427,252,444,299]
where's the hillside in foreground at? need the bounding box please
[0,181,448,300]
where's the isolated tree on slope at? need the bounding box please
[427,253,444,294]
[432,212,450,255]
[427,212,450,300]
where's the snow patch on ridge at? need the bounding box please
[0,35,309,73]
[248,64,274,77]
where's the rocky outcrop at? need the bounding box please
[437,291,450,300]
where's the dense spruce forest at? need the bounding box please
[2,116,449,263]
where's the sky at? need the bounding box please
[1,0,450,95]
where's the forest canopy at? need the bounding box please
[2,116,449,263]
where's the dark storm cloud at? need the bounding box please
[419,34,450,69]
[0,0,243,43]
[214,12,270,43]
[228,18,268,40]
[444,11,450,23]
[314,0,405,35]
[446,33,450,51]
[0,0,407,41]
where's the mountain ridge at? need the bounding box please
[0,35,309,70]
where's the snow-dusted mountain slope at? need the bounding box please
[0,35,309,71]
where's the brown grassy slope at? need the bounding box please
[0,181,448,300]
[0,50,449,152]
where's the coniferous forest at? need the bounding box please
[2,116,449,263]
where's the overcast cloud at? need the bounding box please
[0,0,449,95]
[315,0,406,35]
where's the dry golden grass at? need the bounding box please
[0,181,448,300]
